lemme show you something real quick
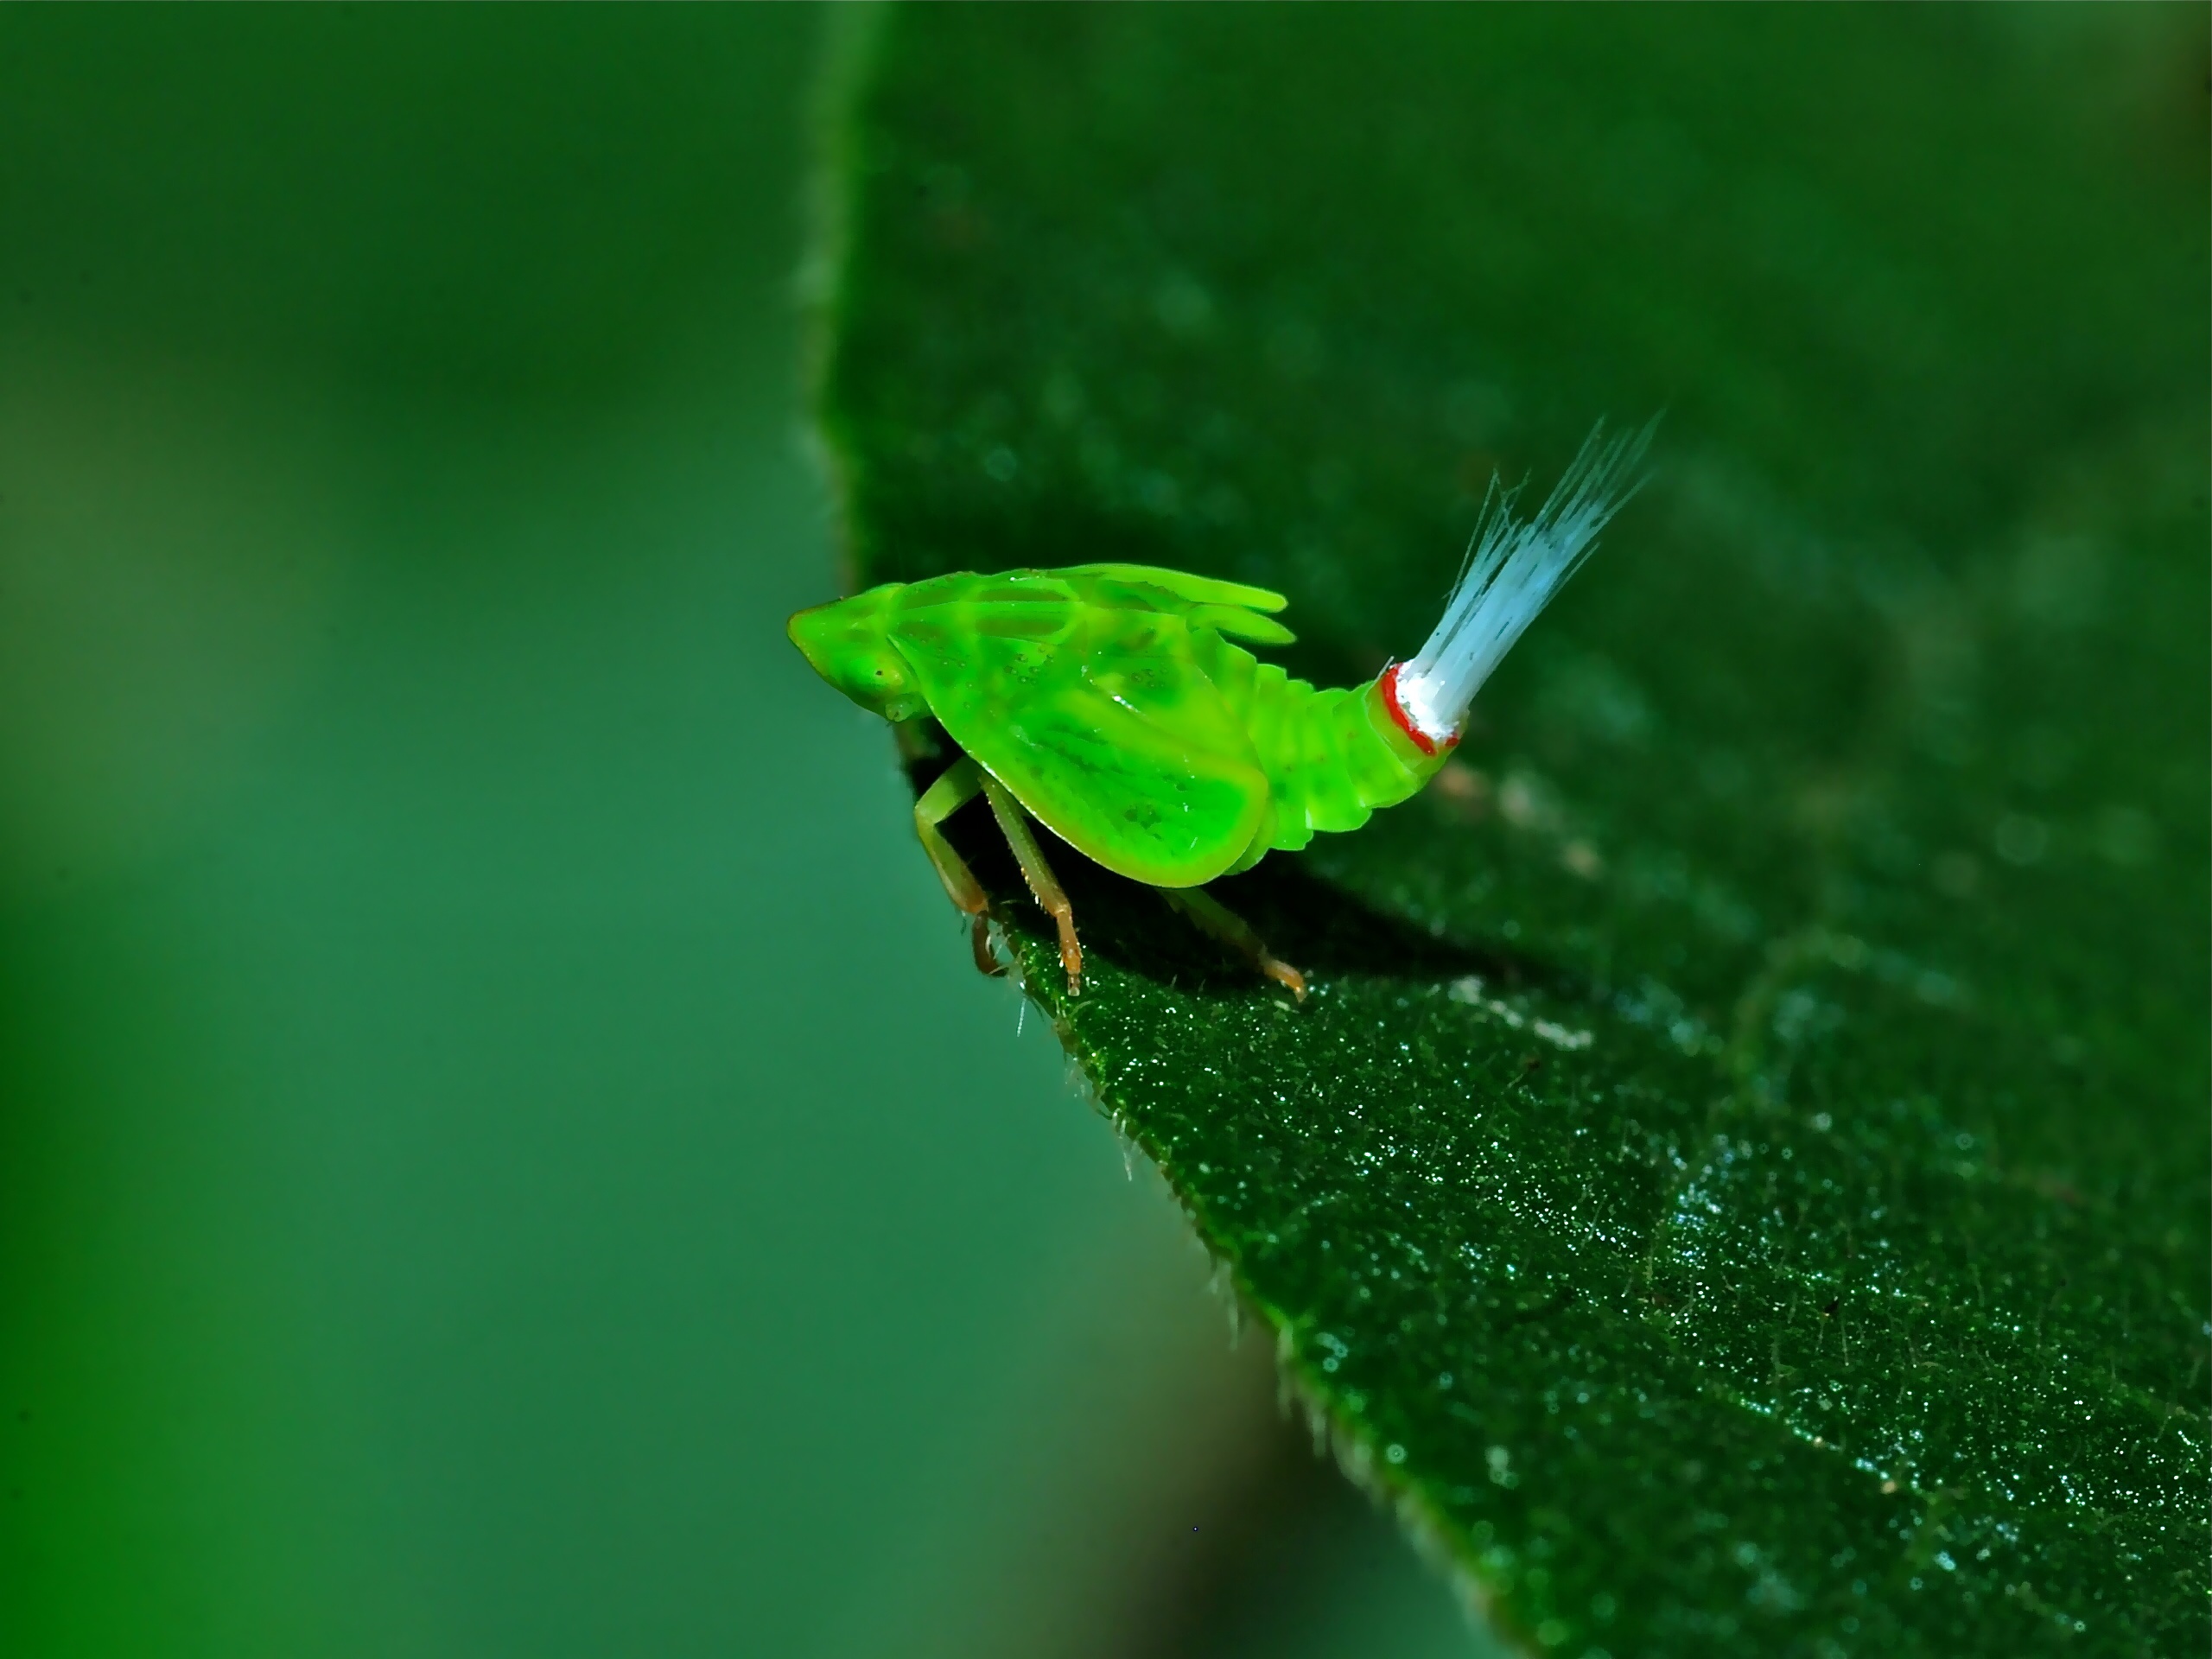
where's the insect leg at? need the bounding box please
[1161,887,1306,1001]
[913,756,1001,977]
[978,775,1084,993]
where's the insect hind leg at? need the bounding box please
[1161,886,1306,1001]
[913,757,1001,978]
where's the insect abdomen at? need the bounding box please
[1188,628,1443,862]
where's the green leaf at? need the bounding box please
[813,9,2209,1654]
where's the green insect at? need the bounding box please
[790,422,1650,997]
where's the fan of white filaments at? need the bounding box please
[1395,417,1656,745]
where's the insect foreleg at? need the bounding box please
[979,775,1084,993]
[1161,887,1306,1001]
[913,756,1001,978]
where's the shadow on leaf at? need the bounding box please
[911,736,1565,1001]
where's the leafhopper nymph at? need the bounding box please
[791,421,1651,997]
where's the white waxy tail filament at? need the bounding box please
[1396,418,1655,746]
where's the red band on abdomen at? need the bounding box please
[1379,663,1455,757]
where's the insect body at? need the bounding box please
[790,421,1650,996]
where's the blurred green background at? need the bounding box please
[0,10,1484,1657]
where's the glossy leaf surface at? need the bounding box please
[815,9,2209,1654]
